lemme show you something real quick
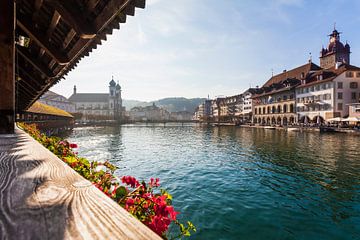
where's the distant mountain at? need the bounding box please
[122,99,149,110]
[153,97,206,113]
[123,97,206,113]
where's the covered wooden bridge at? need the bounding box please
[0,1,161,239]
[0,0,146,134]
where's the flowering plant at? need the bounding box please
[18,123,196,239]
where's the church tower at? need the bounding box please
[109,76,117,119]
[320,28,350,69]
[108,76,122,121]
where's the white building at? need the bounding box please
[68,78,123,121]
[242,88,256,122]
[39,91,75,113]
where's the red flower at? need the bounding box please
[121,176,140,188]
[149,178,160,187]
[70,143,78,148]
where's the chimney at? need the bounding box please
[283,69,287,73]
[73,85,77,94]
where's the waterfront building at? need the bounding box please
[242,88,257,123]
[170,111,193,121]
[194,99,212,121]
[252,62,320,125]
[210,97,225,122]
[224,94,243,122]
[129,103,170,122]
[296,30,360,122]
[39,91,76,113]
[68,78,123,121]
[296,64,360,122]
[348,103,360,118]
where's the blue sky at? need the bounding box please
[51,0,360,101]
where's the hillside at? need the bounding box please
[123,97,206,113]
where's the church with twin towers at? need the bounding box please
[68,77,123,121]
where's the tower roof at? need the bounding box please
[109,78,116,87]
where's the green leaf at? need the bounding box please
[116,186,128,198]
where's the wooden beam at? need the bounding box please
[45,0,97,39]
[32,0,44,22]
[17,14,70,65]
[34,0,43,11]
[0,0,15,134]
[46,10,61,39]
[62,29,76,50]
[94,0,130,32]
[18,66,44,88]
[17,80,40,99]
[17,46,55,78]
[68,0,129,61]
[87,0,101,11]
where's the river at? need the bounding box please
[66,124,360,240]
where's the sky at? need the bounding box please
[51,0,360,102]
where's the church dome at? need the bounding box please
[327,40,345,52]
[109,79,116,87]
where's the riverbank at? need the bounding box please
[203,122,360,135]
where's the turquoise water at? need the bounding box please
[67,124,360,239]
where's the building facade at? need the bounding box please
[39,91,75,113]
[195,27,360,126]
[252,78,298,125]
[68,78,123,121]
[129,103,170,122]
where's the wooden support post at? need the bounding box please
[0,0,15,134]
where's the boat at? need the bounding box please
[319,126,337,133]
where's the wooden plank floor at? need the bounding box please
[0,128,161,240]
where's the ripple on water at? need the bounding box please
[67,125,360,240]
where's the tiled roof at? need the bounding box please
[296,63,360,88]
[27,101,73,118]
[263,62,321,87]
[68,93,109,103]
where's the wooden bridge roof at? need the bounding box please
[16,0,145,111]
[27,101,74,118]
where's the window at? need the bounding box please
[321,84,326,90]
[337,92,343,99]
[315,85,320,91]
[346,71,354,78]
[310,86,314,92]
[338,103,343,111]
[337,82,343,89]
[351,92,357,100]
[357,72,360,78]
[350,82,358,89]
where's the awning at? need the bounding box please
[341,117,360,122]
[326,117,342,122]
